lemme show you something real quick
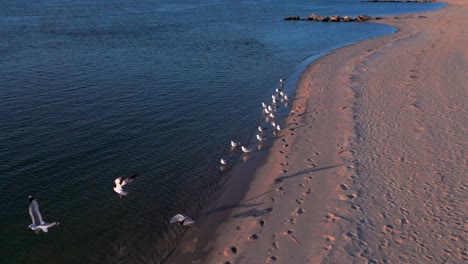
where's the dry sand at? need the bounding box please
[167,1,467,263]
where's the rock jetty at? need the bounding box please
[284,14,381,22]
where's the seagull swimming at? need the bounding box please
[220,158,227,165]
[241,146,252,153]
[113,174,138,198]
[169,214,195,226]
[28,196,59,234]
[231,140,241,147]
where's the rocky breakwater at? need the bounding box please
[284,14,381,22]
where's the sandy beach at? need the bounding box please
[167,1,467,263]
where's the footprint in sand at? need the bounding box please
[295,208,306,215]
[267,256,278,263]
[249,234,259,240]
[325,213,341,223]
[259,219,265,227]
[337,183,349,190]
[339,193,357,200]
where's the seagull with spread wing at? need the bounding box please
[28,196,59,234]
[113,174,138,198]
[168,214,194,226]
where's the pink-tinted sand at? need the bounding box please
[167,1,467,263]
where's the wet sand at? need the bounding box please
[167,0,467,263]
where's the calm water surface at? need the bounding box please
[0,0,443,263]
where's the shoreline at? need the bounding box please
[166,1,466,263]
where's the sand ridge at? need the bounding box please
[166,1,466,263]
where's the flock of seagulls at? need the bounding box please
[28,78,289,235]
[220,79,289,166]
[28,174,194,234]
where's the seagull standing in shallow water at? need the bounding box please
[220,158,227,165]
[169,214,195,226]
[113,174,138,198]
[231,141,241,148]
[241,146,252,153]
[28,196,59,234]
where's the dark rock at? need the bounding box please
[309,13,320,20]
[284,16,301,21]
[357,14,372,21]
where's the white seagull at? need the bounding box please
[258,126,266,132]
[28,196,59,234]
[220,158,227,165]
[271,121,277,128]
[256,134,264,141]
[276,125,281,131]
[169,214,195,226]
[241,146,252,153]
[267,105,273,112]
[261,102,267,108]
[113,174,138,198]
[230,140,241,147]
[284,95,288,100]
[279,78,284,84]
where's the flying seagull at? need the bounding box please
[113,174,138,198]
[28,196,59,234]
[169,214,194,226]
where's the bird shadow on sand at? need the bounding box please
[206,187,279,216]
[232,207,273,219]
[275,164,342,184]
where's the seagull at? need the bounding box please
[271,121,276,128]
[280,91,285,97]
[264,108,270,115]
[258,126,266,132]
[220,158,227,165]
[28,196,59,234]
[231,140,241,147]
[289,110,295,116]
[275,88,280,93]
[284,95,288,100]
[269,113,275,119]
[276,125,281,131]
[169,214,195,226]
[113,174,138,198]
[256,134,264,141]
[280,78,284,84]
[261,102,267,108]
[267,105,273,112]
[241,146,252,153]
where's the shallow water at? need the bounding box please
[0,0,444,263]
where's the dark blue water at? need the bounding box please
[0,0,444,263]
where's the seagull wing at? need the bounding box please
[114,177,123,188]
[29,199,43,226]
[121,174,137,187]
[169,214,185,224]
[183,216,195,226]
[41,222,59,228]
